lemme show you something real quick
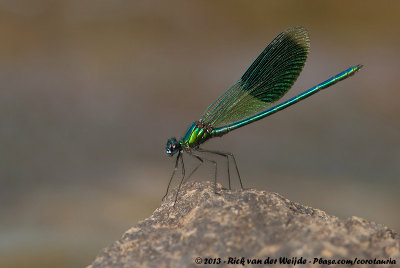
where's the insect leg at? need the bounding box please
[173,153,186,205]
[190,150,218,194]
[162,151,181,201]
[183,153,204,184]
[196,148,244,190]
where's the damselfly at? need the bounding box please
[163,26,362,203]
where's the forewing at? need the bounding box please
[200,26,310,127]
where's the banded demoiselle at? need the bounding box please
[164,26,362,203]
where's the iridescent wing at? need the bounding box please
[200,26,310,128]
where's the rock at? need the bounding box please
[88,181,399,268]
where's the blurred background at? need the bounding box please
[0,0,399,267]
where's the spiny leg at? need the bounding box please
[198,149,231,189]
[173,153,186,205]
[182,153,204,184]
[190,151,218,194]
[197,148,230,189]
[196,148,244,190]
[162,151,181,201]
[225,151,243,189]
[208,150,230,189]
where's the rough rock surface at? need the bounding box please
[88,181,399,268]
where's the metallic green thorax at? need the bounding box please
[181,121,213,148]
